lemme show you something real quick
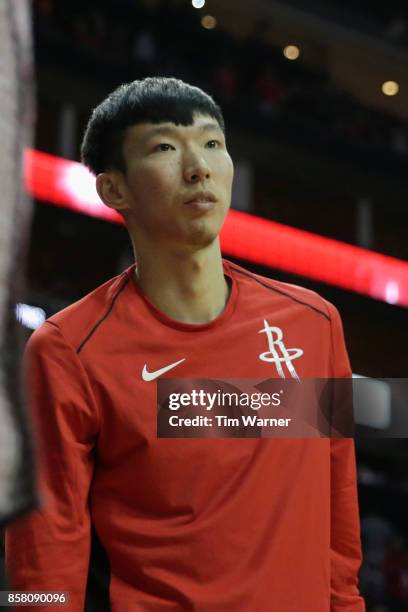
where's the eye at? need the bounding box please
[153,143,175,152]
[206,140,221,148]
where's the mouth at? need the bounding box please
[184,191,217,212]
[184,200,216,211]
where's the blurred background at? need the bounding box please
[3,0,408,609]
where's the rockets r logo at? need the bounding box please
[258,320,303,380]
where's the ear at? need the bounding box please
[96,172,130,213]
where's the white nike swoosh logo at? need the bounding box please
[142,358,186,382]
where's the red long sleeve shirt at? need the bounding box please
[6,259,365,611]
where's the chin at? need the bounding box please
[187,231,218,249]
[186,220,222,247]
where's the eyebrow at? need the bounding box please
[142,122,223,142]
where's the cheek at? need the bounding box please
[133,163,179,201]
[217,156,234,190]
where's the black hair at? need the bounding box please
[80,77,226,176]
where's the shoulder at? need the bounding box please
[30,266,133,354]
[225,259,339,322]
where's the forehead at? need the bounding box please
[123,114,223,153]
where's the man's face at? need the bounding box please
[119,113,234,251]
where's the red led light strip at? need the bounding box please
[24,149,408,307]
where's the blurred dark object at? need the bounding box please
[384,536,408,609]
[0,0,38,528]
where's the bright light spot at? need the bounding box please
[283,45,300,60]
[385,281,399,304]
[382,81,399,96]
[201,14,216,29]
[15,303,46,330]
[192,0,205,8]
[60,163,99,206]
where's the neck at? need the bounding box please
[133,239,230,324]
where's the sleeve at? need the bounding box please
[4,321,99,612]
[326,302,366,611]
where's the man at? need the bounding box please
[5,77,365,611]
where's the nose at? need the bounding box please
[183,151,211,183]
